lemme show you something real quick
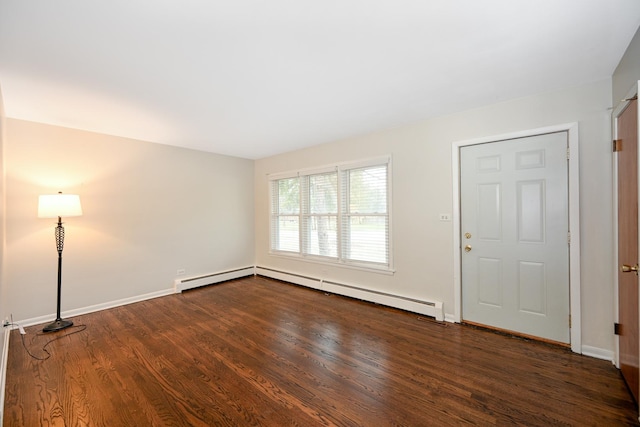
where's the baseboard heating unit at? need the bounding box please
[174,266,255,292]
[255,266,444,321]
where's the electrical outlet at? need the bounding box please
[439,213,452,221]
[176,268,186,276]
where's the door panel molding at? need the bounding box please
[452,123,581,353]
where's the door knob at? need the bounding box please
[464,245,472,252]
[620,264,639,275]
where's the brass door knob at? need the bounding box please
[464,245,472,252]
[621,264,639,275]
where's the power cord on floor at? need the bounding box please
[7,317,87,361]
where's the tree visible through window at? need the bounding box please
[305,172,338,257]
[270,158,390,269]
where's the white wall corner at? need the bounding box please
[434,301,444,322]
[174,279,183,293]
[444,313,457,323]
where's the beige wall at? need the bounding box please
[613,26,640,104]
[4,119,255,322]
[255,78,614,354]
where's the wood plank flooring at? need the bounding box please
[3,275,638,426]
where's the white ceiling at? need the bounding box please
[1,1,640,159]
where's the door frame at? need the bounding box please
[451,123,581,353]
[612,81,639,369]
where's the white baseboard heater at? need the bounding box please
[174,266,255,292]
[255,266,444,321]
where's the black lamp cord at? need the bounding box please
[6,321,87,361]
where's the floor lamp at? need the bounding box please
[38,192,83,333]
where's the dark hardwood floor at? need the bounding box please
[3,275,638,426]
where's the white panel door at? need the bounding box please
[460,132,570,343]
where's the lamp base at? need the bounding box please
[43,319,73,333]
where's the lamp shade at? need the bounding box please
[38,193,83,218]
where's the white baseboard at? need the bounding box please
[174,266,255,292]
[256,266,444,321]
[13,266,256,328]
[15,288,176,328]
[581,345,615,363]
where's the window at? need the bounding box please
[273,177,300,252]
[270,157,391,270]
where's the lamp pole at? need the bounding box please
[42,217,74,332]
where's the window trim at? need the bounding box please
[269,156,393,273]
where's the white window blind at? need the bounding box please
[340,164,388,265]
[303,172,338,258]
[270,157,391,270]
[271,176,300,253]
